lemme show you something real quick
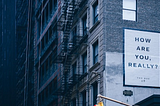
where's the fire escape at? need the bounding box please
[52,0,88,105]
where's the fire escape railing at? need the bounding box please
[52,0,89,105]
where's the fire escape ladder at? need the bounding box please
[55,0,76,63]
[60,1,78,105]
[55,0,88,105]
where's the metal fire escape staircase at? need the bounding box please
[53,0,84,105]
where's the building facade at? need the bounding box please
[34,0,160,106]
[34,0,59,105]
[16,0,28,105]
[0,0,34,105]
[16,0,35,106]
[0,0,17,105]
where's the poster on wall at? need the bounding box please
[124,29,160,87]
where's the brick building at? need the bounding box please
[34,0,160,106]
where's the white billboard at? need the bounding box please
[124,29,160,87]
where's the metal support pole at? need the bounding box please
[98,94,131,106]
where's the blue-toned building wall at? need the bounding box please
[0,0,16,106]
[103,0,160,105]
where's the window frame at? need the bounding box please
[82,52,87,74]
[123,0,137,21]
[72,26,77,45]
[71,98,76,106]
[54,0,57,11]
[92,82,98,105]
[82,14,87,36]
[93,40,98,65]
[81,90,86,106]
[93,0,99,24]
[72,62,77,76]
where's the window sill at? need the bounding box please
[89,62,100,72]
[89,20,100,33]
[79,72,88,81]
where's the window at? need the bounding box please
[72,26,77,44]
[42,65,44,79]
[41,37,45,50]
[42,91,45,103]
[46,59,49,75]
[46,4,49,21]
[37,44,40,58]
[72,26,77,37]
[93,0,99,24]
[123,0,136,21]
[82,52,87,74]
[71,98,76,106]
[45,87,48,99]
[45,32,48,44]
[49,0,53,14]
[38,94,41,105]
[49,55,53,71]
[72,62,77,75]
[53,24,57,38]
[49,82,52,94]
[82,90,86,106]
[49,0,57,15]
[93,40,98,64]
[53,77,57,89]
[82,14,87,36]
[42,12,45,28]
[92,82,98,105]
[54,0,57,10]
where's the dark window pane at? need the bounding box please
[82,14,87,36]
[82,52,87,73]
[72,62,77,75]
[93,1,98,24]
[82,90,86,106]
[72,98,76,106]
[93,40,98,64]
[92,82,98,105]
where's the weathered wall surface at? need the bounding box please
[103,0,160,105]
